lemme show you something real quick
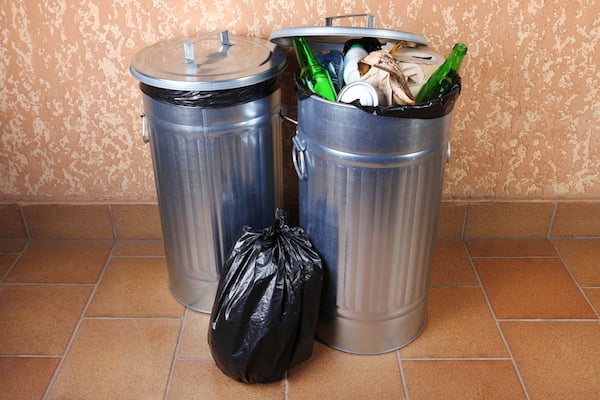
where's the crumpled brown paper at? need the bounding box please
[390,46,445,96]
[359,50,415,106]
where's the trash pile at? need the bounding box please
[294,36,466,108]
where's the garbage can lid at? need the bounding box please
[269,14,427,51]
[130,30,287,91]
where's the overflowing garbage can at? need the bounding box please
[271,16,463,354]
[130,31,287,313]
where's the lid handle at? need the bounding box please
[184,42,195,64]
[325,14,375,28]
[182,30,232,64]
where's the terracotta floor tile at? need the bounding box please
[0,357,60,399]
[467,238,557,257]
[585,288,600,316]
[86,257,183,318]
[5,240,112,284]
[431,239,478,287]
[465,202,554,238]
[0,254,16,279]
[475,258,596,319]
[167,360,284,400]
[0,285,91,355]
[0,238,28,253]
[113,239,165,257]
[112,204,163,239]
[437,203,466,238]
[400,288,508,358]
[552,202,600,237]
[502,321,600,399]
[287,342,404,400]
[24,204,113,239]
[402,360,526,400]
[178,309,212,359]
[47,319,180,400]
[553,238,600,286]
[0,204,27,238]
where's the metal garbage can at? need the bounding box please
[271,17,461,354]
[130,31,287,313]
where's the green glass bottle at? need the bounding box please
[415,43,467,103]
[293,36,337,101]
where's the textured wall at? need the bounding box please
[1,0,599,202]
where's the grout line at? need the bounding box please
[83,316,183,321]
[551,241,600,320]
[401,357,514,361]
[163,307,188,400]
[551,235,600,239]
[42,239,118,400]
[462,239,532,400]
[0,354,63,359]
[547,201,558,239]
[111,254,167,259]
[19,205,31,239]
[430,284,480,289]
[176,356,215,361]
[470,255,560,259]
[0,240,31,282]
[2,282,96,287]
[107,204,118,240]
[497,318,600,323]
[396,351,411,400]
[460,203,469,239]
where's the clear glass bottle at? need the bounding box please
[415,43,467,103]
[293,36,337,101]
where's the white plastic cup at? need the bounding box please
[343,45,368,85]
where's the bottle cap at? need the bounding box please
[337,81,380,107]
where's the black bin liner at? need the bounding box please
[296,75,462,119]
[208,209,324,383]
[140,75,281,108]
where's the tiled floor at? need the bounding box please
[1,236,600,399]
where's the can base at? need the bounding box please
[168,278,218,314]
[316,300,428,354]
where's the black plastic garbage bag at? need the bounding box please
[208,209,324,383]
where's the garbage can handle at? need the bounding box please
[292,135,308,180]
[183,30,231,64]
[325,14,375,28]
[279,112,298,126]
[141,113,150,144]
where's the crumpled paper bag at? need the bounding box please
[359,50,415,106]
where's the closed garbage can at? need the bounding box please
[271,17,461,354]
[130,31,287,313]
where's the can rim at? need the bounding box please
[130,33,288,91]
[269,26,427,50]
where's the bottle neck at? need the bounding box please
[293,37,321,69]
[446,43,467,73]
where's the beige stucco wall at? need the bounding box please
[1,1,599,202]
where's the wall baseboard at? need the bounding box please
[1,200,599,240]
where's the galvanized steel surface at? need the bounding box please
[142,91,283,312]
[296,95,451,354]
[131,31,287,91]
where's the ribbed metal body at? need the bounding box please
[295,95,451,354]
[142,91,283,312]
